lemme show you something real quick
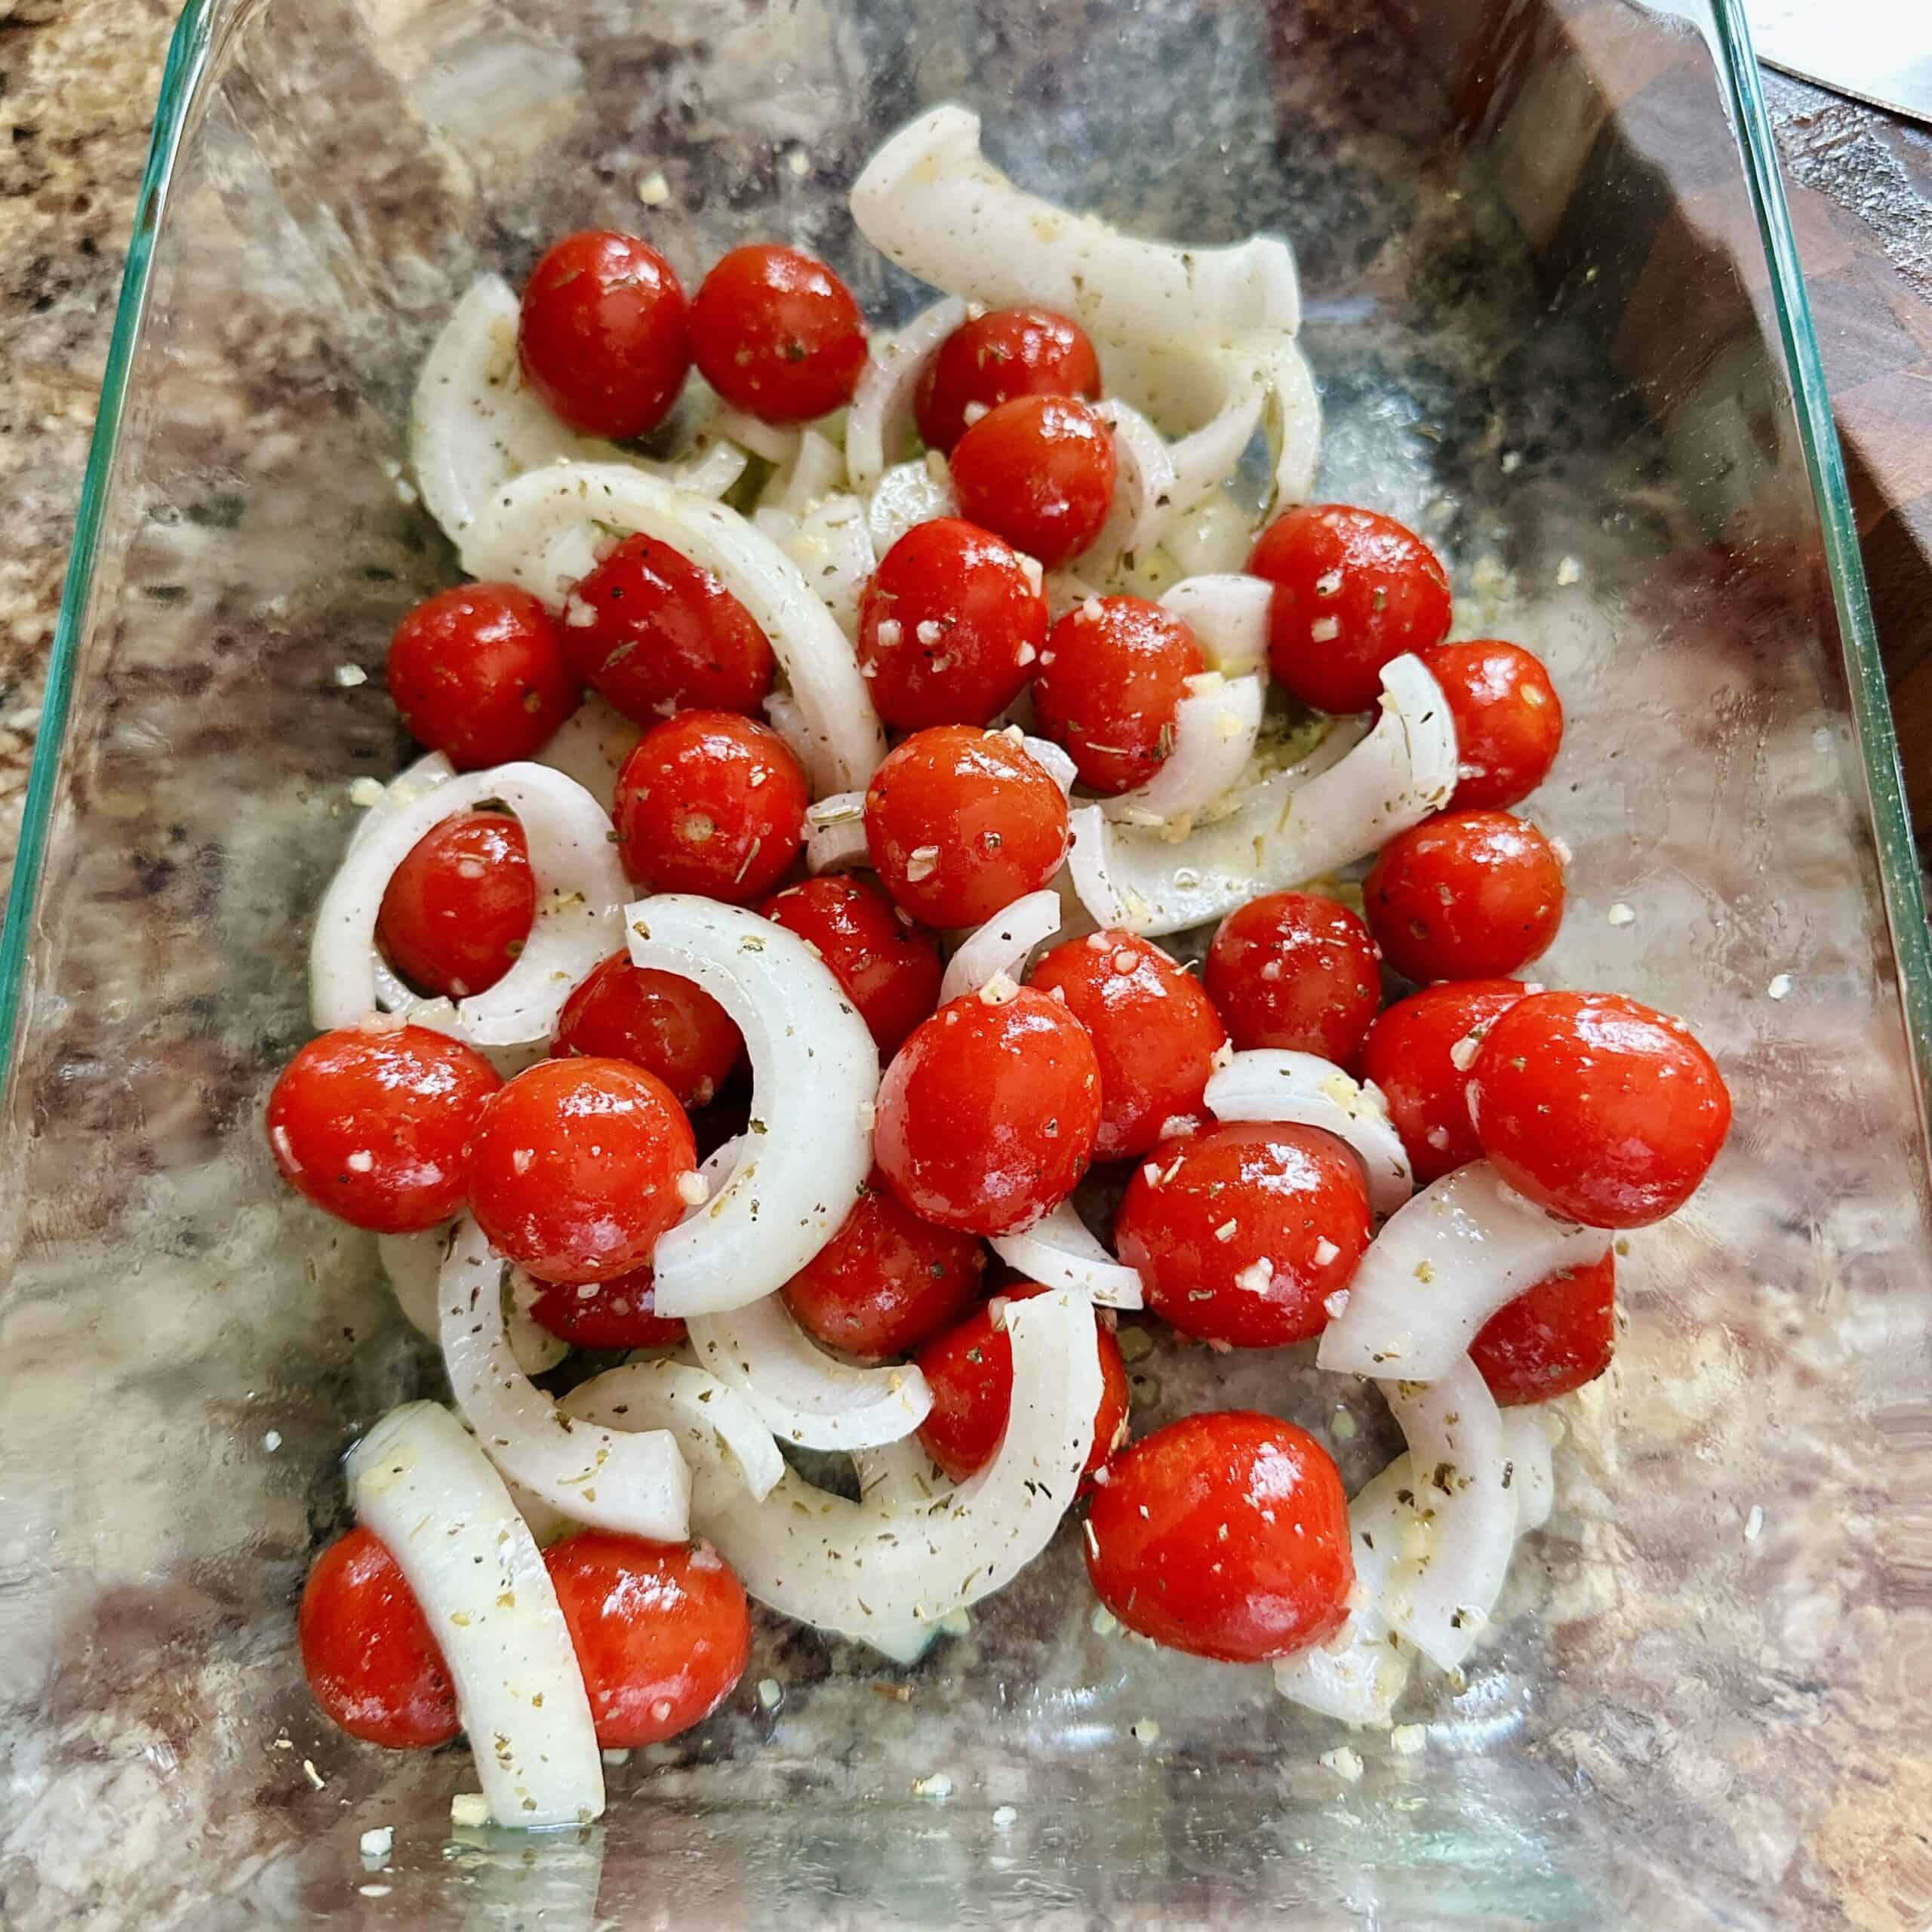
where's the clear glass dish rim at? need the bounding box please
[3,0,1928,1137]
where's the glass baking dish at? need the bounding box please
[4,0,1930,1924]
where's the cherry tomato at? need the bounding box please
[1083,1411,1352,1663]
[1423,639,1564,810]
[543,1532,750,1749]
[875,986,1102,1235]
[1470,1250,1615,1405]
[778,1168,986,1359]
[758,875,943,1057]
[949,395,1117,568]
[1469,991,1730,1227]
[1364,809,1565,983]
[386,583,580,771]
[376,813,535,1001]
[1355,979,1527,1185]
[688,244,867,423]
[561,534,774,724]
[266,1025,500,1234]
[552,951,743,1108]
[529,1266,686,1350]
[914,1282,1128,1483]
[518,229,690,439]
[915,306,1103,455]
[466,1057,697,1282]
[1113,1121,1369,1348]
[612,710,808,901]
[1249,504,1452,713]
[1029,931,1228,1160]
[1203,891,1381,1063]
[298,1527,459,1749]
[1032,595,1205,795]
[864,726,1070,929]
[855,518,1047,730]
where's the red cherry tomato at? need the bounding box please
[518,229,690,439]
[543,1532,750,1749]
[552,951,743,1109]
[915,1282,1128,1483]
[855,518,1047,730]
[1113,1121,1369,1348]
[949,395,1117,568]
[1470,1250,1616,1405]
[1364,809,1565,983]
[561,534,774,724]
[914,306,1102,454]
[864,726,1070,929]
[386,584,580,771]
[758,875,943,1057]
[1029,931,1228,1160]
[689,245,867,423]
[298,1527,459,1749]
[466,1057,697,1282]
[875,986,1102,1235]
[612,710,808,901]
[376,813,535,1002]
[1355,979,1527,1186]
[1250,504,1452,713]
[777,1168,986,1359]
[266,1025,500,1234]
[1203,891,1381,1063]
[1423,640,1564,810]
[1032,595,1205,794]
[1083,1411,1352,1662]
[529,1266,686,1350]
[1469,991,1731,1227]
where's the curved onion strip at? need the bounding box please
[1164,494,1260,577]
[461,463,885,791]
[1316,1161,1611,1380]
[1101,673,1264,826]
[804,791,869,875]
[628,896,878,1315]
[1159,574,1273,676]
[846,298,969,492]
[438,1217,691,1541]
[1263,337,1321,506]
[1204,1050,1413,1219]
[761,426,845,517]
[851,1438,954,1509]
[671,438,752,501]
[1019,733,1077,795]
[388,1229,571,1376]
[1503,1409,1555,1534]
[704,402,798,466]
[561,1358,785,1506]
[1066,654,1456,937]
[1084,399,1177,572]
[867,457,955,561]
[990,1200,1144,1310]
[346,751,455,858]
[531,695,641,814]
[1044,570,1105,623]
[851,106,1300,347]
[940,890,1064,1002]
[347,1401,604,1828]
[311,762,624,1045]
[761,691,838,798]
[776,493,873,641]
[1170,362,1267,509]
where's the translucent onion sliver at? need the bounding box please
[990,1200,1145,1310]
[561,1358,785,1506]
[1159,574,1274,677]
[1100,672,1264,826]
[940,889,1065,1002]
[845,298,969,493]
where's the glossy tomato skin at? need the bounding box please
[1032,595,1205,794]
[518,229,690,439]
[949,395,1117,568]
[758,875,943,1057]
[266,1026,500,1234]
[298,1527,459,1749]
[688,245,867,423]
[543,1533,750,1749]
[529,1266,685,1350]
[1469,992,1731,1227]
[1029,931,1229,1160]
[1355,980,1527,1186]
[915,306,1102,454]
[387,584,580,770]
[875,987,1103,1235]
[1364,809,1565,983]
[1470,1250,1616,1405]
[1204,891,1382,1063]
[1084,1411,1353,1662]
[864,726,1070,929]
[377,813,535,1001]
[1423,640,1563,810]
[779,1167,986,1359]
[855,518,1047,731]
[466,1057,697,1283]
[552,951,743,1108]
[1250,504,1452,713]
[612,710,808,900]
[1114,1121,1369,1347]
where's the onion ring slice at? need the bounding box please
[561,1358,785,1506]
[940,889,1065,1002]
[1101,673,1264,826]
[989,1200,1145,1309]
[845,298,969,492]
[1159,574,1273,677]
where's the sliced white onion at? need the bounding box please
[1103,337,1270,515]
[804,790,870,875]
[506,1269,570,1375]
[1044,569,1106,624]
[867,456,955,561]
[1084,399,1177,572]
[531,695,641,814]
[779,492,874,641]
[703,402,799,466]
[1317,1161,1612,1380]
[347,1401,604,1828]
[1503,1409,1555,1534]
[762,691,838,798]
[1018,733,1078,795]
[851,107,1300,348]
[669,438,752,502]
[990,1200,1144,1310]
[940,889,1064,1002]
[1164,494,1260,577]
[628,896,877,1315]
[1101,672,1264,826]
[438,1216,691,1541]
[851,1438,954,1509]
[845,298,969,493]
[1160,574,1273,676]
[1204,1050,1412,1219]
[761,426,845,517]
[380,1231,565,1377]
[561,1358,785,1506]
[346,751,455,859]
[1263,337,1321,506]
